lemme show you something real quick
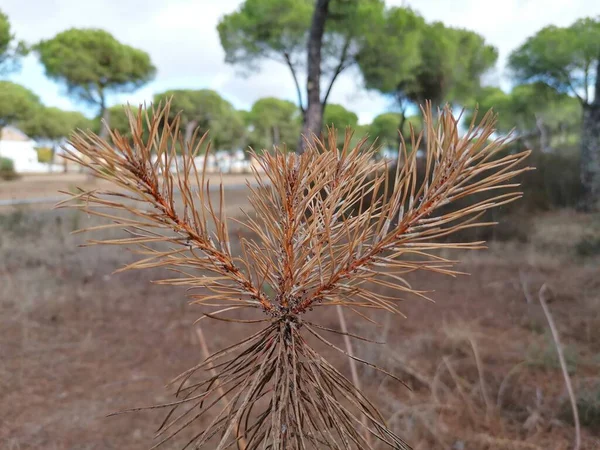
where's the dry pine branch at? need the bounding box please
[57,100,531,449]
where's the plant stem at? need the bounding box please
[336,305,372,446]
[538,284,580,450]
[195,326,248,450]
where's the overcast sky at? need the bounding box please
[3,0,599,124]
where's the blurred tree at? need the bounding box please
[464,87,512,131]
[350,123,369,147]
[359,13,497,135]
[35,29,156,138]
[438,26,498,106]
[102,104,139,137]
[368,112,422,151]
[323,103,358,147]
[247,97,301,151]
[357,7,424,135]
[509,17,600,208]
[0,81,40,133]
[468,84,581,151]
[154,89,245,151]
[323,103,358,129]
[218,0,384,150]
[0,156,17,180]
[509,84,581,151]
[368,113,401,151]
[18,106,91,166]
[0,9,28,74]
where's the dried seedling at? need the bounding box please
[57,100,530,449]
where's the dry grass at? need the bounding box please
[52,100,532,449]
[2,101,599,449]
[1,206,599,449]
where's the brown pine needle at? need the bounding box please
[58,99,531,449]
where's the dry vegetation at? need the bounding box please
[2,205,599,449]
[1,104,600,449]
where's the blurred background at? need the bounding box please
[1,0,599,449]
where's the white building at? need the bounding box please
[0,126,48,173]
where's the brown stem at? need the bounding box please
[133,166,274,313]
[335,305,372,446]
[195,327,248,450]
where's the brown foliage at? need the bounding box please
[57,100,530,449]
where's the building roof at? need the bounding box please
[0,126,35,143]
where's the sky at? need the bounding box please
[3,0,600,124]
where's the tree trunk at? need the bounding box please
[419,107,428,151]
[535,114,550,152]
[99,96,110,139]
[185,120,198,146]
[397,113,407,150]
[272,125,281,148]
[299,0,331,153]
[88,94,109,181]
[580,58,600,210]
[580,104,600,210]
[49,144,56,173]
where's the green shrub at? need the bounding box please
[0,207,26,233]
[559,383,600,433]
[520,148,584,210]
[0,157,19,180]
[526,332,579,375]
[357,143,584,244]
[575,226,600,257]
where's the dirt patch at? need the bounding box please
[0,173,254,205]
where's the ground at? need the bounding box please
[0,173,253,206]
[1,181,599,449]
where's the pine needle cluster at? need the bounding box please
[58,101,530,449]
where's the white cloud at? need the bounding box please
[2,0,599,124]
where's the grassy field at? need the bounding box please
[1,191,599,449]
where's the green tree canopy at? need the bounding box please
[407,23,498,107]
[508,18,600,208]
[323,103,358,146]
[357,7,424,108]
[0,9,27,74]
[359,12,497,112]
[509,16,600,207]
[323,103,358,129]
[369,113,402,150]
[465,87,513,132]
[35,28,156,135]
[467,83,582,151]
[246,97,301,151]
[508,17,600,106]
[218,0,312,73]
[0,81,40,131]
[154,89,245,151]
[368,112,422,150]
[98,104,140,137]
[509,83,581,140]
[218,0,384,119]
[19,106,91,142]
